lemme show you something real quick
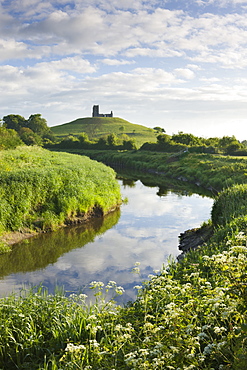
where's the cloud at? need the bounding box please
[174,68,195,79]
[101,58,135,66]
[40,56,97,74]
[1,2,247,70]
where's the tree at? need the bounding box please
[172,132,202,146]
[119,125,125,133]
[107,133,118,147]
[96,137,108,149]
[153,127,166,134]
[78,132,90,143]
[19,127,43,146]
[26,114,49,136]
[219,136,242,154]
[3,114,26,131]
[157,134,171,144]
[122,139,137,150]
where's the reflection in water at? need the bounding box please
[0,177,214,303]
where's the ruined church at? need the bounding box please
[92,105,113,118]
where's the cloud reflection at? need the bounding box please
[0,180,213,303]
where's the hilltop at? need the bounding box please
[50,117,157,147]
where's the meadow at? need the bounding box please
[50,117,157,148]
[0,146,121,252]
[1,146,247,369]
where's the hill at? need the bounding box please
[50,117,157,147]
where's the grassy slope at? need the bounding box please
[50,117,157,147]
[0,146,121,239]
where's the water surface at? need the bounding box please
[0,177,214,303]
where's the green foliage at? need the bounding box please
[50,117,157,148]
[50,132,137,151]
[153,126,165,133]
[217,136,243,155]
[19,127,43,146]
[26,114,49,136]
[3,114,26,131]
[172,131,202,146]
[0,127,24,150]
[2,114,56,147]
[211,184,247,226]
[67,150,247,193]
[0,147,121,235]
[1,152,247,368]
[1,238,247,369]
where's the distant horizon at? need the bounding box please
[1,1,247,141]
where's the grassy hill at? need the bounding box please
[50,117,157,147]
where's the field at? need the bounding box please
[0,146,121,249]
[50,117,157,148]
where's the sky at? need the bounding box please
[1,0,247,140]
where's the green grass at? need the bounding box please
[1,234,247,369]
[0,146,121,241]
[59,149,247,193]
[50,117,157,148]
[1,148,247,368]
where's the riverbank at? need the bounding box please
[1,184,247,369]
[1,148,247,368]
[57,149,247,193]
[0,146,121,252]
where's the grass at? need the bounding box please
[50,117,157,148]
[0,146,121,248]
[1,229,247,369]
[58,149,247,193]
[1,146,247,368]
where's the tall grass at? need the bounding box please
[0,146,121,238]
[1,238,247,369]
[61,149,247,193]
[211,184,247,226]
[1,149,247,368]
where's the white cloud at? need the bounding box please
[101,58,135,66]
[174,68,195,79]
[0,0,247,140]
[40,56,97,74]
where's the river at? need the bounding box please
[0,172,214,304]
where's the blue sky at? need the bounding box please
[1,0,247,140]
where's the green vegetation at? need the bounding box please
[1,148,247,369]
[0,209,120,276]
[1,204,247,368]
[50,117,157,148]
[0,127,24,150]
[2,114,56,147]
[59,149,247,192]
[2,114,247,368]
[141,132,246,155]
[0,146,121,248]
